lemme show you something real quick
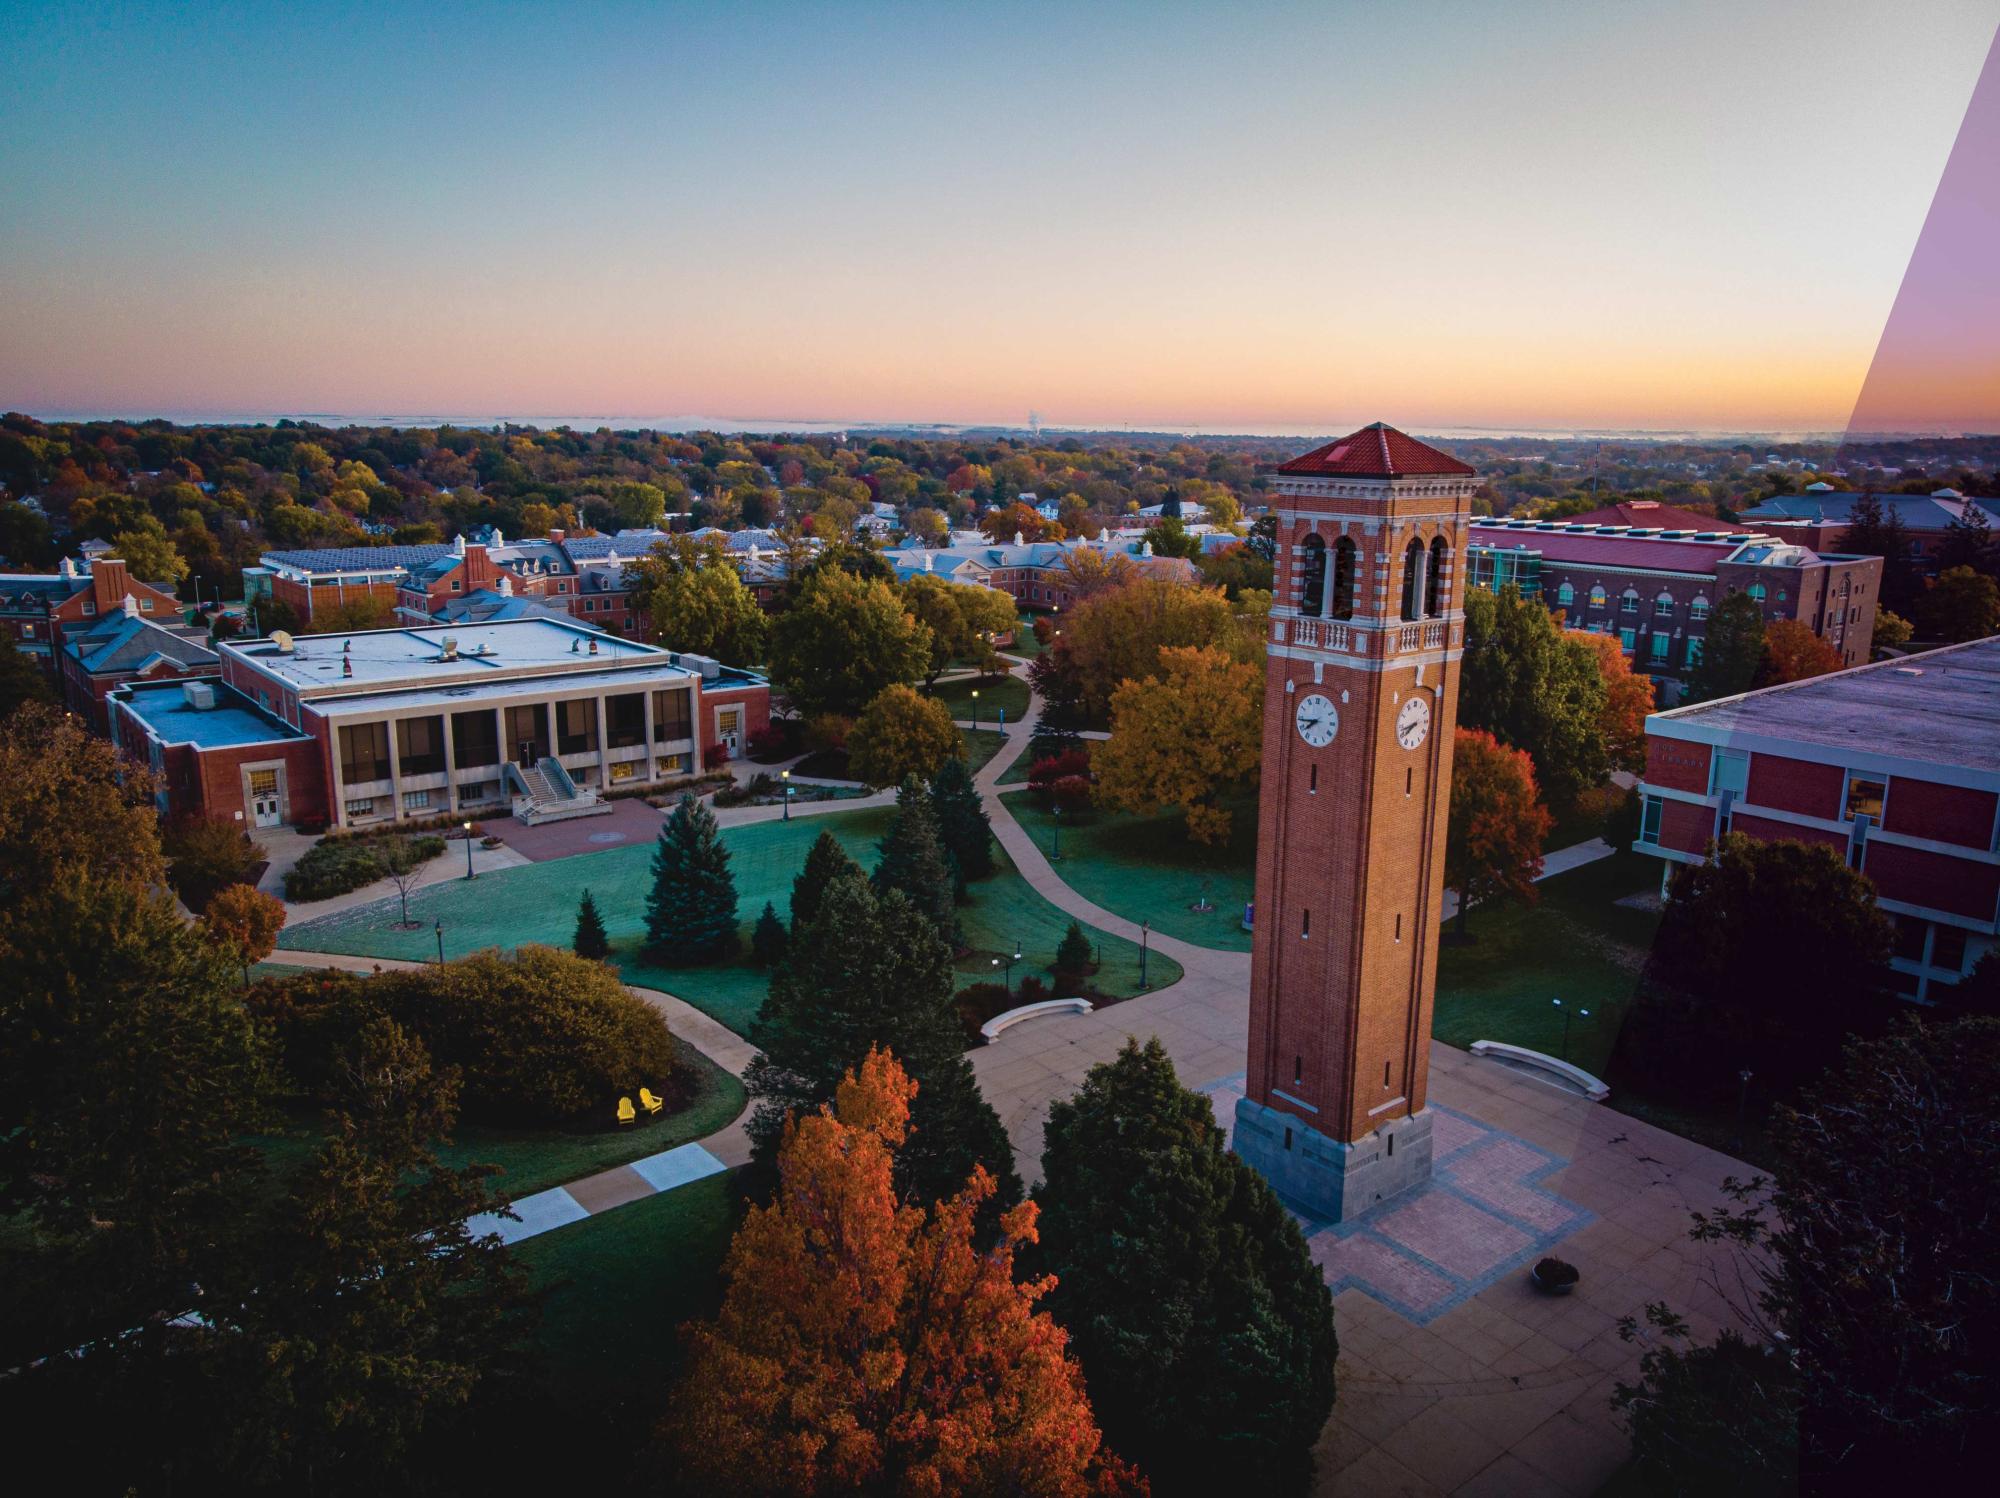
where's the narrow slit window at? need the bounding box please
[1388,1132,1396,1157]
[1284,1127,1293,1150]
[1405,767,1413,796]
[1309,763,1318,794]
[1301,908,1311,940]
[1294,1055,1303,1084]
[1384,1060,1391,1087]
[1395,913,1402,941]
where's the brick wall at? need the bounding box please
[1745,753,1844,820]
[1882,778,1998,850]
[1644,737,1711,794]
[1863,841,2000,925]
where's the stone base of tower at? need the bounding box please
[1233,1097,1434,1224]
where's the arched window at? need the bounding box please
[1620,588,1640,614]
[1690,594,1710,621]
[1331,537,1357,620]
[1748,582,1767,603]
[1655,591,1675,616]
[1426,536,1448,616]
[1589,584,1608,608]
[1299,534,1327,617]
[1400,539,1424,622]
[1556,581,1576,608]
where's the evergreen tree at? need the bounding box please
[572,887,610,960]
[751,901,787,969]
[747,869,1021,1213]
[790,827,862,929]
[1031,1039,1338,1495]
[1938,499,1995,575]
[1053,920,1093,980]
[872,776,956,932]
[644,793,738,962]
[1684,592,1765,703]
[929,755,994,893]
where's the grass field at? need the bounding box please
[928,672,1029,724]
[961,727,1008,778]
[1008,791,1258,951]
[283,806,1179,1034]
[253,1045,746,1199]
[1431,850,1661,1077]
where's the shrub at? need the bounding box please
[953,981,1013,1044]
[746,722,797,762]
[804,713,854,753]
[282,834,444,902]
[702,740,727,767]
[164,814,266,910]
[250,946,680,1125]
[1050,774,1094,815]
[1027,749,1092,804]
[751,901,788,968]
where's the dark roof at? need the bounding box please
[69,613,218,673]
[262,545,453,572]
[1278,423,1477,479]
[1563,501,1725,530]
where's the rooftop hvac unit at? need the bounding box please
[182,680,217,710]
[680,653,722,680]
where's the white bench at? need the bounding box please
[980,997,1093,1042]
[1469,1040,1610,1101]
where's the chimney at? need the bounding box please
[548,528,565,545]
[90,557,131,611]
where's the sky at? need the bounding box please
[2,0,1996,435]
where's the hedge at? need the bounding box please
[283,834,445,902]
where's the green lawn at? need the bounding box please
[254,1045,746,1199]
[927,673,1029,724]
[1431,850,1661,1077]
[1003,615,1048,657]
[1009,791,1258,952]
[961,727,1007,778]
[283,806,1177,1035]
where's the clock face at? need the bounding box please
[1396,694,1432,750]
[1294,693,1338,747]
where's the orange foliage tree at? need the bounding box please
[1445,728,1552,938]
[980,501,1054,543]
[202,883,287,976]
[663,1049,1141,1496]
[1757,619,1846,687]
[1093,645,1262,845]
[1566,629,1656,774]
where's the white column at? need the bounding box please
[441,711,458,813]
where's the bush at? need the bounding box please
[953,981,1013,1044]
[282,834,444,902]
[1049,774,1094,815]
[746,721,798,762]
[713,771,778,809]
[163,814,265,910]
[703,740,727,767]
[804,713,854,753]
[1027,749,1092,805]
[249,944,680,1125]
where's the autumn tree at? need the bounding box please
[747,870,1020,1214]
[1683,592,1765,703]
[1033,1039,1336,1496]
[109,515,188,583]
[665,1050,1134,1497]
[1459,585,1609,807]
[1567,628,1654,774]
[1872,607,1914,652]
[1920,564,2000,643]
[1756,618,1846,686]
[1445,729,1551,938]
[979,499,1051,542]
[645,792,738,961]
[1093,645,1261,844]
[202,882,286,978]
[847,683,963,788]
[627,535,769,666]
[900,572,1019,686]
[1059,545,1139,600]
[1064,579,1251,716]
[769,567,931,718]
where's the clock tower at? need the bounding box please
[1234,423,1479,1222]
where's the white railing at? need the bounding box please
[1291,618,1351,651]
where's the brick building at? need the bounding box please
[59,602,219,732]
[883,533,1199,610]
[1635,635,2000,1001]
[0,555,182,669]
[1741,485,2000,576]
[113,617,769,832]
[1466,518,1881,701]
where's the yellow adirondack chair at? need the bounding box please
[639,1087,665,1116]
[616,1096,637,1126]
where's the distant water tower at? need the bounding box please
[1028,410,1043,437]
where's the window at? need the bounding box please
[397,715,445,776]
[1690,595,1710,621]
[653,688,693,741]
[1425,536,1447,616]
[1892,915,1928,963]
[344,797,376,819]
[1639,796,1663,845]
[1331,537,1357,619]
[606,692,646,748]
[1619,627,1636,653]
[1299,534,1326,616]
[1685,636,1705,666]
[609,760,640,783]
[338,721,391,785]
[21,624,33,638]
[452,708,500,768]
[1932,925,1969,974]
[1748,583,1767,603]
[655,753,689,778]
[557,698,597,755]
[402,789,431,811]
[1650,633,1670,661]
[1589,584,1608,608]
[139,598,153,611]
[81,603,95,616]
[1301,908,1310,940]
[1555,581,1575,608]
[1711,748,1749,796]
[1294,1055,1303,1084]
[1620,588,1639,614]
[1845,774,1886,822]
[1654,592,1675,616]
[1400,539,1424,622]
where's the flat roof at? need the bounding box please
[225,618,664,693]
[118,681,307,750]
[1650,635,2000,778]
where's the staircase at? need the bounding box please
[504,756,612,825]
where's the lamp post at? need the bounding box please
[1552,997,1589,1062]
[781,767,792,821]
[434,920,445,964]
[970,688,980,729]
[1004,941,1021,997]
[1733,1068,1754,1152]
[1051,804,1062,861]
[462,820,476,880]
[1139,919,1151,991]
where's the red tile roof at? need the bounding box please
[1562,501,1724,530]
[1278,423,1477,479]
[1470,524,1742,573]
